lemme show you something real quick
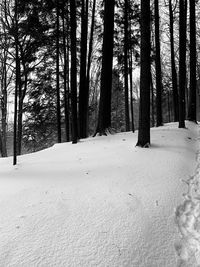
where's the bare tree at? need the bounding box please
[124,0,130,131]
[136,0,151,147]
[178,0,187,128]
[79,0,89,139]
[94,0,115,136]
[13,0,19,165]
[169,0,179,121]
[155,0,163,126]
[56,0,62,143]
[70,0,78,143]
[187,0,196,122]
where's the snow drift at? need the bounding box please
[0,122,198,267]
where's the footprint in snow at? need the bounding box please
[18,215,26,219]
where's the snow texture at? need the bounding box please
[175,126,200,267]
[0,122,198,267]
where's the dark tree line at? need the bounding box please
[0,0,198,162]
[137,0,197,147]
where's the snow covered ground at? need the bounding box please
[0,122,199,267]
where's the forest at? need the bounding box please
[1,1,200,266]
[0,0,198,163]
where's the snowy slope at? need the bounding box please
[0,122,198,267]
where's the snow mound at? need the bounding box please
[0,122,198,266]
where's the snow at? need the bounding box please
[175,126,200,267]
[0,121,198,267]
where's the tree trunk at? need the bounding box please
[87,0,96,85]
[94,0,115,136]
[129,51,135,132]
[17,57,28,156]
[187,0,196,122]
[150,71,155,127]
[70,0,78,143]
[167,91,171,122]
[62,0,70,142]
[13,0,19,165]
[66,2,71,141]
[56,0,62,143]
[17,97,23,155]
[0,133,3,157]
[178,0,187,128]
[124,0,130,132]
[1,55,8,157]
[155,0,163,127]
[169,0,179,122]
[136,0,151,147]
[79,0,89,138]
[86,0,96,135]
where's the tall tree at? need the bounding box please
[178,0,187,128]
[129,51,135,132]
[13,0,19,165]
[56,0,62,143]
[85,0,96,136]
[10,0,51,155]
[155,0,163,126]
[70,0,78,143]
[169,0,179,122]
[94,0,115,136]
[0,0,11,157]
[124,0,130,131]
[136,0,151,147]
[0,55,8,157]
[187,0,196,122]
[62,0,70,142]
[79,0,89,139]
[150,71,155,127]
[87,0,96,85]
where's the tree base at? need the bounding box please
[93,127,115,137]
[136,141,150,148]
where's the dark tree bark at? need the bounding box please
[150,71,155,127]
[136,0,151,147]
[86,0,96,134]
[62,0,70,142]
[0,134,3,157]
[70,0,78,143]
[0,52,8,157]
[17,80,23,156]
[94,0,115,136]
[124,0,130,131]
[79,0,89,139]
[187,0,196,122]
[155,0,163,127]
[13,0,19,165]
[56,0,62,143]
[17,46,28,156]
[169,0,179,122]
[66,2,71,141]
[128,2,134,133]
[178,0,187,128]
[87,0,96,84]
[0,0,9,158]
[129,51,135,133]
[167,91,171,122]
